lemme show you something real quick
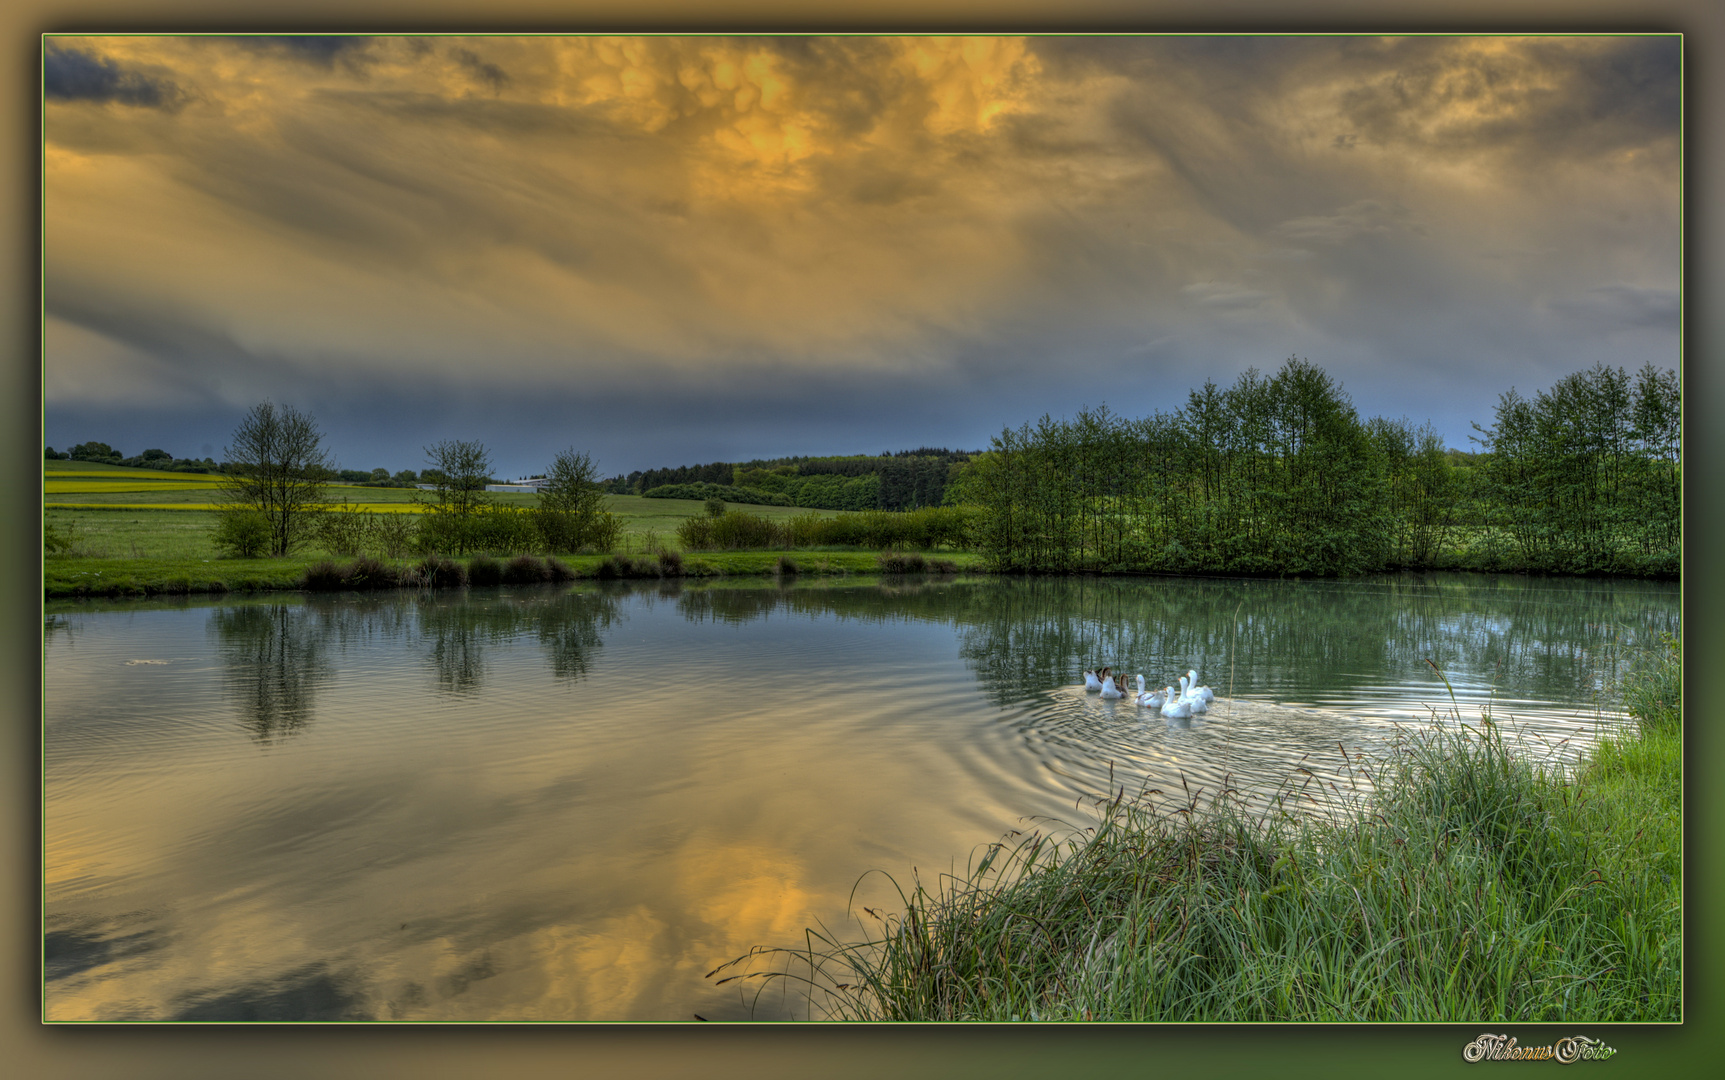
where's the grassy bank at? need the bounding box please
[43,548,990,599]
[715,637,1682,1022]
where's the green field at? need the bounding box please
[40,461,983,597]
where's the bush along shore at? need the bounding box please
[43,548,984,599]
[712,637,1682,1022]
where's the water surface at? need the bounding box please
[43,573,1679,1021]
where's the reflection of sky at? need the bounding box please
[42,576,1680,1020]
[42,35,1678,477]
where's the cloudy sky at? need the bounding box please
[43,34,1680,480]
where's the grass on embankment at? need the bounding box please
[42,494,916,597]
[714,638,1682,1023]
[44,547,989,598]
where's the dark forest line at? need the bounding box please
[956,358,1678,578]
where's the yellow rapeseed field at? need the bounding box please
[44,480,226,494]
[48,501,426,512]
[45,469,220,482]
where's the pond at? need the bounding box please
[43,572,1679,1021]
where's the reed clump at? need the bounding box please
[716,648,1681,1023]
[875,551,926,573]
[502,553,552,584]
[299,556,400,591]
[467,554,504,587]
[301,560,345,591]
[414,555,468,588]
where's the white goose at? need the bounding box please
[1177,675,1210,715]
[1185,669,1215,706]
[1083,668,1104,692]
[1134,675,1166,709]
[1160,687,1193,720]
[1100,672,1126,700]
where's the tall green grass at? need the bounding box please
[714,643,1682,1022]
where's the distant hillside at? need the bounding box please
[608,447,979,511]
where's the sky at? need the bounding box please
[42,33,1681,480]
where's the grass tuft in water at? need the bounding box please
[467,554,503,587]
[502,554,552,584]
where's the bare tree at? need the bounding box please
[221,402,334,556]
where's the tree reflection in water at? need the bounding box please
[412,588,624,693]
[653,573,1678,710]
[210,603,333,745]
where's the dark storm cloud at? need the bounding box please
[235,35,375,68]
[46,290,248,378]
[43,45,183,109]
[450,46,509,93]
[1548,285,1680,332]
[42,35,1678,467]
[1335,36,1680,164]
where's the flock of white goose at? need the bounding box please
[1083,666,1215,720]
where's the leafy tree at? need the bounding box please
[419,439,494,555]
[1471,363,1676,572]
[535,448,620,553]
[69,441,120,463]
[219,402,334,556]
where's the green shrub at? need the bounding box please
[311,503,375,557]
[371,512,418,559]
[587,511,625,553]
[471,505,539,554]
[776,555,798,575]
[657,550,684,576]
[675,514,714,550]
[545,556,576,582]
[213,509,273,559]
[705,497,727,517]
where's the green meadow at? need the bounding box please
[41,461,989,597]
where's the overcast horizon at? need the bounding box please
[44,34,1680,481]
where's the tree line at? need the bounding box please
[210,403,619,559]
[46,439,488,489]
[47,442,223,473]
[955,358,1679,577]
[610,448,974,511]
